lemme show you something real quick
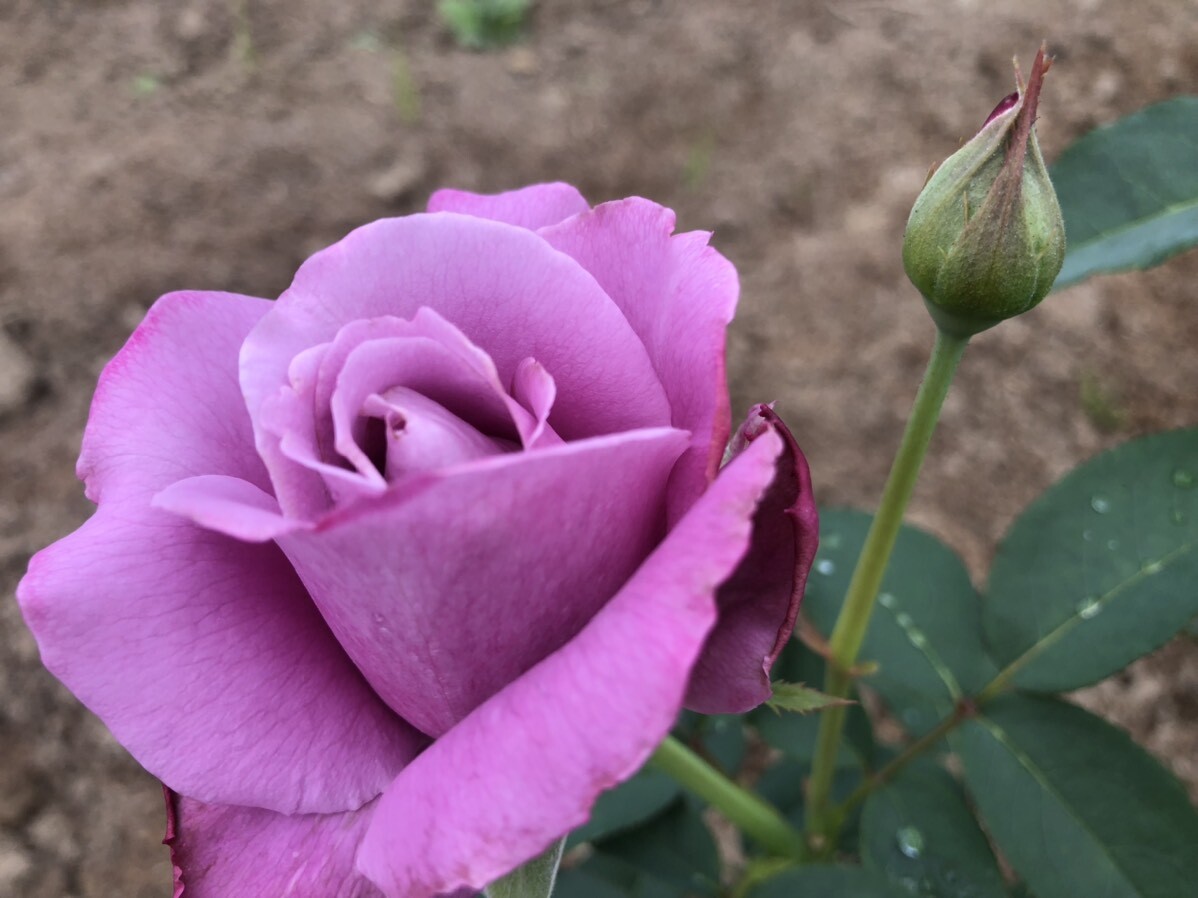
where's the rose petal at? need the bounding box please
[78,291,273,505]
[277,427,690,738]
[367,388,512,476]
[686,405,820,713]
[17,505,424,814]
[313,311,523,460]
[241,214,671,512]
[427,182,589,230]
[510,357,562,448]
[165,790,383,898]
[328,335,517,482]
[355,429,785,896]
[260,373,380,511]
[153,475,306,542]
[540,199,738,522]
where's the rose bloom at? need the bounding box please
[18,184,816,897]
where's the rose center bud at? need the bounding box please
[358,387,518,479]
[303,310,563,500]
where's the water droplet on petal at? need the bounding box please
[879,592,897,608]
[1076,596,1102,619]
[816,558,836,576]
[896,826,925,859]
[1090,494,1112,514]
[1173,469,1195,489]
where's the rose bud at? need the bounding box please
[902,44,1066,337]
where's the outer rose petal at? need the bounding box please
[686,405,820,713]
[165,790,383,898]
[241,214,671,514]
[78,291,274,505]
[355,429,785,897]
[540,199,738,522]
[277,427,690,738]
[17,504,423,815]
[427,182,589,230]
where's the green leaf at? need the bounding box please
[804,509,997,734]
[750,638,875,768]
[486,838,565,898]
[754,758,865,852]
[562,854,681,898]
[568,769,682,846]
[955,693,1198,898]
[748,866,911,898]
[984,428,1198,692]
[672,711,748,776]
[593,799,720,896]
[860,761,1007,898]
[552,868,630,898]
[698,715,749,776]
[1051,96,1198,289]
[766,680,851,714]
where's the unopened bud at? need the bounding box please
[902,45,1066,337]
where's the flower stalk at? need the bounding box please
[650,735,806,859]
[803,328,969,843]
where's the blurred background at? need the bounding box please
[2,1,1197,895]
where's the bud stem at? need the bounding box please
[804,328,969,844]
[650,735,806,859]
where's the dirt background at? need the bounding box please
[1,0,1196,895]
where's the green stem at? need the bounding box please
[804,329,969,843]
[833,704,968,820]
[650,736,805,860]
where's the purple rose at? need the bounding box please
[17,184,817,896]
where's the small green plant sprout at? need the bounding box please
[439,0,532,50]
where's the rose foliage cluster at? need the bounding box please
[17,184,818,896]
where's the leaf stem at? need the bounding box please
[804,329,969,844]
[650,735,806,860]
[832,702,970,820]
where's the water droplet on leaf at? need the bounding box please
[879,592,897,608]
[896,612,914,628]
[1082,529,1094,542]
[816,558,836,576]
[1142,559,1163,575]
[1076,596,1102,619]
[896,825,925,859]
[1090,494,1112,514]
[1173,469,1194,489]
[1106,539,1119,550]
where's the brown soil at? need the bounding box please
[2,1,1196,894]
